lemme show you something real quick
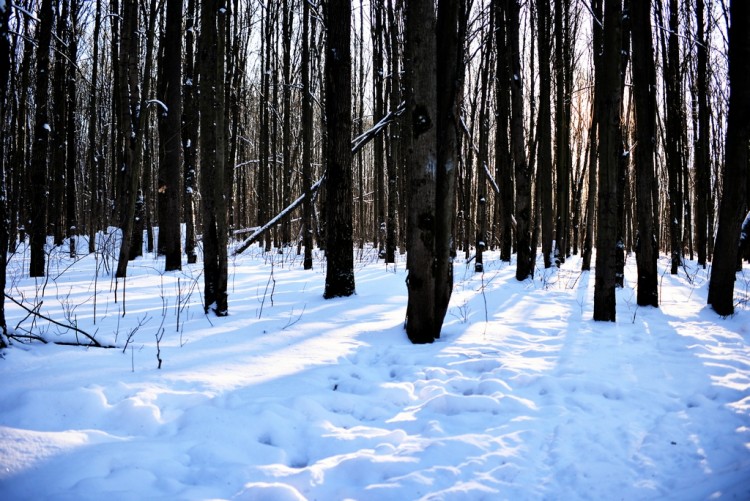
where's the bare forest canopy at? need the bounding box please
[0,0,748,346]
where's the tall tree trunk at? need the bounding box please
[708,0,750,315]
[582,0,602,272]
[434,0,463,334]
[555,0,572,264]
[660,0,684,274]
[115,0,158,277]
[632,0,659,307]
[385,0,401,265]
[51,0,69,248]
[593,0,623,322]
[695,0,710,268]
[495,0,513,263]
[199,1,229,315]
[281,0,292,246]
[404,0,437,342]
[29,0,55,277]
[87,0,103,254]
[301,0,314,270]
[66,0,80,258]
[506,0,533,281]
[323,0,355,299]
[183,0,198,264]
[158,0,184,271]
[372,0,385,255]
[476,4,493,272]
[538,0,554,269]
[0,0,12,344]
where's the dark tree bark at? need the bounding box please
[475,4,493,272]
[199,1,229,315]
[554,0,572,264]
[593,0,623,322]
[660,0,684,275]
[183,0,198,264]
[708,0,750,316]
[404,0,437,342]
[0,0,12,344]
[385,0,401,265]
[495,0,514,263]
[51,0,69,248]
[632,0,659,307]
[281,0,292,246]
[582,0,602,272]
[29,0,55,277]
[301,0,314,270]
[434,0,463,333]
[537,0,554,269]
[87,0,103,254]
[323,0,355,299]
[115,0,158,277]
[694,0,710,268]
[158,0,184,271]
[66,0,80,258]
[506,0,533,281]
[372,0,386,255]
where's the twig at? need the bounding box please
[5,293,109,348]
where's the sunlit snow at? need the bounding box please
[0,235,748,500]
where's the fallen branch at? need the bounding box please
[5,293,112,348]
[234,102,405,256]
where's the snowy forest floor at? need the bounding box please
[0,236,749,500]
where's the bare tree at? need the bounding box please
[708,0,750,316]
[323,0,355,299]
[538,0,554,269]
[632,0,659,307]
[199,1,229,315]
[593,0,623,321]
[0,0,11,345]
[158,0,184,271]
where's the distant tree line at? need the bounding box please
[0,0,747,347]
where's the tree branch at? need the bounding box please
[5,293,112,348]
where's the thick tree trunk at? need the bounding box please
[29,0,55,277]
[593,0,623,322]
[404,0,437,342]
[323,0,355,299]
[116,0,157,278]
[537,0,553,269]
[0,0,12,343]
[708,0,750,316]
[183,0,198,264]
[632,0,659,307]
[661,0,684,275]
[495,0,514,263]
[582,0,602,272]
[506,0,533,281]
[695,0,710,268]
[199,1,229,315]
[158,0,184,271]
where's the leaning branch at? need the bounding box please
[233,102,406,256]
[5,293,112,348]
[233,176,325,255]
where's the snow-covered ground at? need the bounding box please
[1,237,749,500]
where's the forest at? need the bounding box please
[0,0,749,347]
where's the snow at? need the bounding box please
[1,239,749,500]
